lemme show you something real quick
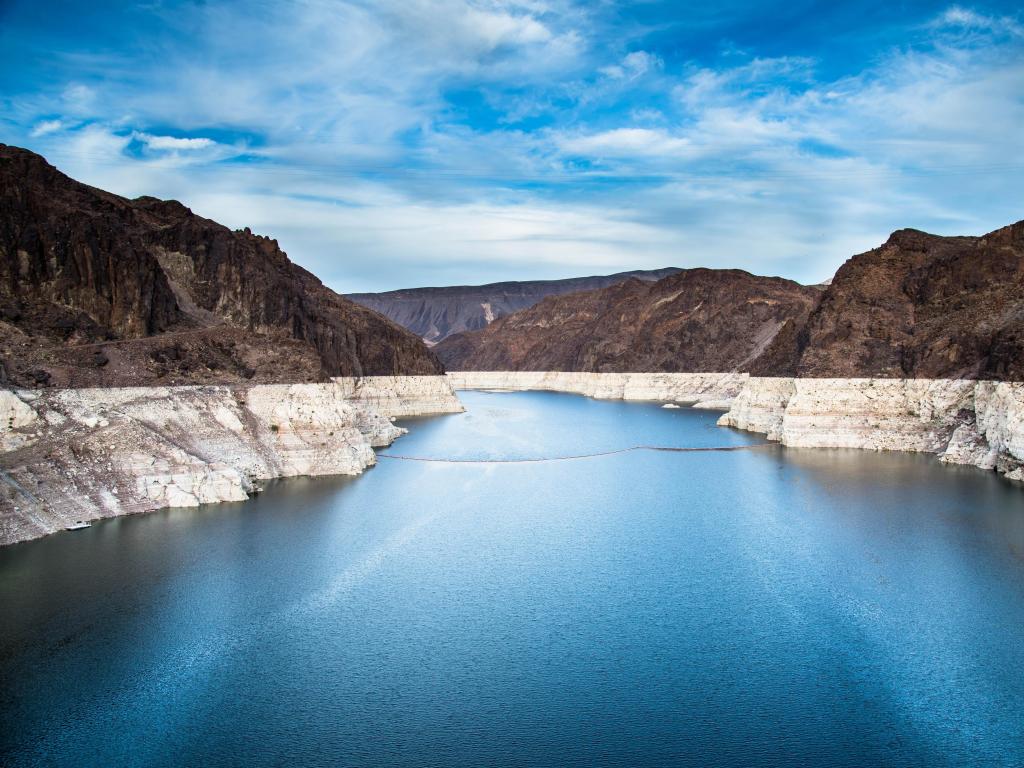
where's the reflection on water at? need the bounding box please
[2,391,1023,767]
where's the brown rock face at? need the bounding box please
[754,221,1024,379]
[0,145,443,387]
[346,268,681,344]
[435,269,821,372]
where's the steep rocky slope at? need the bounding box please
[752,221,1024,378]
[0,377,463,545]
[438,220,1024,380]
[435,269,821,372]
[346,268,680,344]
[0,144,443,387]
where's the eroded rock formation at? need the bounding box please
[347,268,681,344]
[436,270,821,372]
[754,221,1024,378]
[446,370,747,407]
[0,376,463,545]
[717,377,1024,481]
[436,220,1024,382]
[0,145,443,387]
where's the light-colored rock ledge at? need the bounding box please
[446,371,748,408]
[0,376,462,546]
[449,371,1024,483]
[718,377,1024,481]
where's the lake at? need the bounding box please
[2,390,1024,766]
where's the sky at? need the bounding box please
[1,1,1022,292]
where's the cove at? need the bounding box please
[2,390,1024,767]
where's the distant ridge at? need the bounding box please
[434,269,820,373]
[434,219,1024,380]
[347,268,681,344]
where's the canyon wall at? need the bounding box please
[436,270,820,373]
[332,375,471,417]
[347,268,681,344]
[452,370,1024,482]
[447,371,749,408]
[0,144,444,388]
[718,377,1024,481]
[0,376,462,545]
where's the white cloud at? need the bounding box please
[558,128,692,158]
[134,132,216,151]
[600,50,661,80]
[934,6,1024,37]
[8,0,1023,290]
[61,83,96,111]
[30,119,64,137]
[463,7,552,47]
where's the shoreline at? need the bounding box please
[0,376,463,546]
[449,371,1024,483]
[6,370,1023,545]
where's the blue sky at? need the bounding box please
[1,1,1022,292]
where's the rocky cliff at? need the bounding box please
[437,220,1024,381]
[448,371,1024,484]
[749,221,1024,378]
[347,268,680,344]
[0,145,443,388]
[0,376,462,545]
[718,377,1024,482]
[435,269,821,372]
[447,370,748,406]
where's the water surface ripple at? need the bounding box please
[2,390,1024,767]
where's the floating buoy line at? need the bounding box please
[377,443,773,464]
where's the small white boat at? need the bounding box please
[65,521,92,531]
[661,403,681,409]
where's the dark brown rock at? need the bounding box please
[754,220,1024,379]
[435,269,821,372]
[0,144,443,387]
[347,268,681,344]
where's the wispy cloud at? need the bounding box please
[1,0,1022,290]
[29,119,65,137]
[933,5,1023,36]
[133,133,217,151]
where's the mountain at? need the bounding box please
[437,220,1024,380]
[0,145,443,388]
[346,268,681,344]
[753,220,1024,378]
[434,269,821,372]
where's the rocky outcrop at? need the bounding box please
[435,220,1024,381]
[333,375,470,417]
[347,268,681,344]
[436,269,821,372]
[750,221,1024,378]
[0,144,443,387]
[0,376,462,545]
[447,371,748,407]
[718,377,1024,480]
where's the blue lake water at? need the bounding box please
[2,390,1024,767]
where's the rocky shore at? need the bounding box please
[450,371,1024,483]
[0,376,462,545]
[718,377,1024,481]
[446,371,748,407]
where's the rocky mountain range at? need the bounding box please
[346,268,680,344]
[435,269,822,372]
[5,144,1019,387]
[0,145,442,388]
[436,219,1024,380]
